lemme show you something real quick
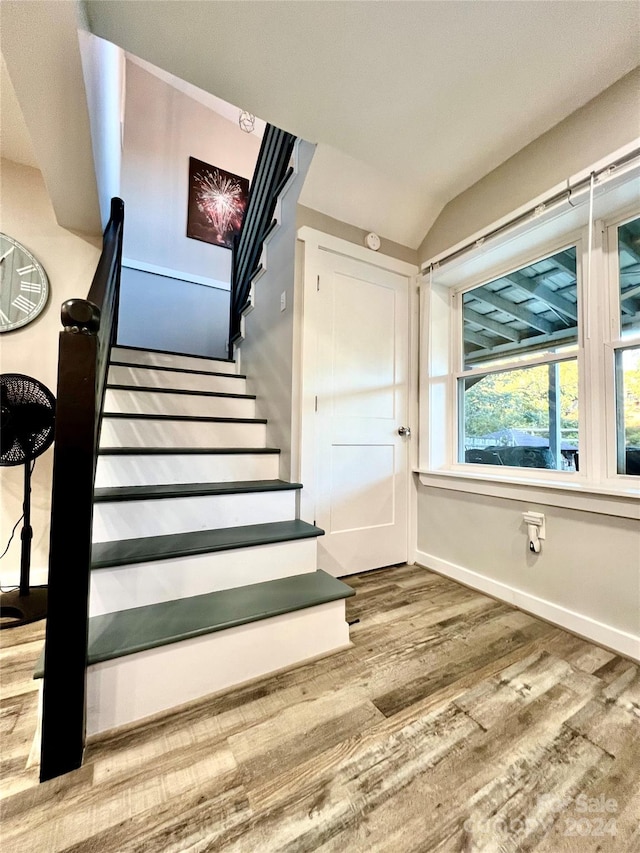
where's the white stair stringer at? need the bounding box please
[92,489,297,542]
[86,600,350,736]
[89,537,318,616]
[95,451,280,487]
[100,417,267,449]
[104,387,256,419]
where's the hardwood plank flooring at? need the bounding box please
[1,564,638,851]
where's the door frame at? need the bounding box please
[295,227,419,568]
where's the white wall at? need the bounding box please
[415,486,639,659]
[296,204,417,266]
[238,140,316,480]
[121,59,261,288]
[0,159,101,586]
[415,69,640,658]
[419,67,640,262]
[298,142,437,250]
[117,267,229,359]
[1,0,102,236]
[78,30,125,229]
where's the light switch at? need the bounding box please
[280,291,286,312]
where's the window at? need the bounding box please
[612,215,640,475]
[419,157,640,500]
[459,248,579,472]
[616,346,640,475]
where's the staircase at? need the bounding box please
[82,344,353,735]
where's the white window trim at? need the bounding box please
[604,208,640,482]
[416,469,638,519]
[417,174,640,519]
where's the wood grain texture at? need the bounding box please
[1,565,637,851]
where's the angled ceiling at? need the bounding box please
[2,1,102,236]
[0,54,38,169]
[126,54,267,139]
[85,0,640,248]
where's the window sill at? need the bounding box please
[414,467,640,519]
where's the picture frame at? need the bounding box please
[186,157,249,249]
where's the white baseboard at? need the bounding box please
[415,550,640,663]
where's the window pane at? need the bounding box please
[618,217,640,338]
[463,247,578,370]
[616,346,640,475]
[460,360,579,471]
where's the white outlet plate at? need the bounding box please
[523,511,546,539]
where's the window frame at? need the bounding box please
[418,199,640,514]
[604,207,640,481]
[453,239,582,475]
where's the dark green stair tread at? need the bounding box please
[102,413,267,424]
[110,361,246,380]
[98,446,280,456]
[86,570,354,666]
[94,480,303,502]
[112,344,235,363]
[106,384,256,400]
[91,519,325,569]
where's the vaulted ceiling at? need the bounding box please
[2,2,639,246]
[84,1,640,247]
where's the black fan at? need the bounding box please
[0,374,55,628]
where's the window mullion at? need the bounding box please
[456,350,578,382]
[450,289,462,466]
[578,220,605,484]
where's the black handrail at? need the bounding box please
[40,197,124,782]
[229,125,296,354]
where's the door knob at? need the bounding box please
[398,426,411,437]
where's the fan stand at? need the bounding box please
[0,461,47,628]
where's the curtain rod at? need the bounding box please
[422,146,640,275]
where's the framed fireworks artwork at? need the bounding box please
[186,157,250,249]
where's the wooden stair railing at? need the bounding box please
[229,124,297,355]
[40,197,124,782]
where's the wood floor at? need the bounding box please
[1,564,638,852]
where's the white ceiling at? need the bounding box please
[2,1,102,236]
[84,1,640,248]
[0,54,38,170]
[126,54,267,139]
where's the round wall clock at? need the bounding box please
[0,234,50,333]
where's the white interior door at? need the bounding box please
[314,249,410,577]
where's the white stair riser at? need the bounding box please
[95,453,280,487]
[112,347,238,374]
[99,419,266,449]
[104,388,256,419]
[89,538,318,616]
[108,365,245,395]
[92,489,296,542]
[86,600,350,736]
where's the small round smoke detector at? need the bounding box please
[365,232,381,251]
